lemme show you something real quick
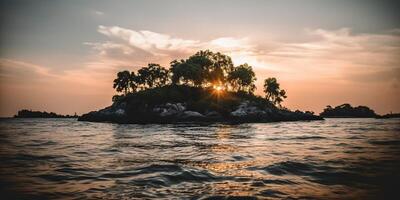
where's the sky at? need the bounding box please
[0,0,399,117]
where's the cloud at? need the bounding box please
[88,25,400,91]
[93,10,104,16]
[4,26,397,116]
[93,25,270,71]
[97,26,201,56]
[0,59,55,78]
[260,28,400,81]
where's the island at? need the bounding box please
[319,104,377,118]
[79,50,323,123]
[14,109,79,118]
[376,113,400,119]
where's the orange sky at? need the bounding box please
[1,1,399,117]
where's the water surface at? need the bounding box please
[0,118,399,199]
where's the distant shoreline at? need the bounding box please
[14,109,79,118]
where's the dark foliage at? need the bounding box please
[376,113,400,119]
[320,104,377,118]
[263,77,287,106]
[14,110,78,118]
[113,50,264,100]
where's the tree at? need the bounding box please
[227,63,256,93]
[130,71,139,92]
[113,70,132,95]
[263,77,287,106]
[170,59,204,86]
[192,50,234,86]
[170,50,234,88]
[137,63,169,89]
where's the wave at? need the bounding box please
[292,136,327,140]
[369,140,400,146]
[101,164,223,187]
[249,160,371,186]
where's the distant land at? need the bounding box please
[12,47,399,122]
[14,109,79,118]
[14,104,399,121]
[376,113,400,119]
[320,104,399,119]
[320,104,377,118]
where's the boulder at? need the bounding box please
[231,101,266,117]
[153,102,187,117]
[181,111,204,118]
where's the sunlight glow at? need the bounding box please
[213,85,224,92]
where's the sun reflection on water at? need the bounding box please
[0,118,399,199]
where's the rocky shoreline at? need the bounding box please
[78,100,323,124]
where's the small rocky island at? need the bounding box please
[319,104,377,118]
[79,50,322,123]
[377,113,400,119]
[15,109,78,118]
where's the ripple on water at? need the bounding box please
[0,118,399,199]
[249,160,380,187]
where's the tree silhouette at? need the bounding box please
[170,50,234,88]
[320,104,377,117]
[112,51,291,108]
[170,60,203,86]
[263,77,287,106]
[113,70,132,95]
[130,71,139,92]
[227,63,256,93]
[194,50,234,86]
[137,63,169,89]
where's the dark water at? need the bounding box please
[0,118,399,199]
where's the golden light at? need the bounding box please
[213,85,224,92]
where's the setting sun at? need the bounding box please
[213,85,224,92]
[1,1,399,199]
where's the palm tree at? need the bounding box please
[263,77,287,106]
[113,70,131,95]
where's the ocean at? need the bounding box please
[0,118,399,199]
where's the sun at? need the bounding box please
[213,85,224,92]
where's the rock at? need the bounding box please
[79,97,323,124]
[231,101,266,117]
[160,109,176,117]
[154,102,186,117]
[181,111,204,118]
[231,109,247,117]
[115,109,125,115]
[205,111,221,117]
[175,103,186,112]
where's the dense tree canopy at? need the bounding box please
[136,63,169,89]
[112,50,287,105]
[170,50,234,87]
[193,50,234,86]
[170,59,204,86]
[320,104,377,117]
[227,64,256,93]
[113,70,132,95]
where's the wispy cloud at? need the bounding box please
[0,58,56,78]
[2,26,399,116]
[263,28,400,82]
[97,26,201,55]
[93,25,266,70]
[93,10,104,16]
[91,26,400,83]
